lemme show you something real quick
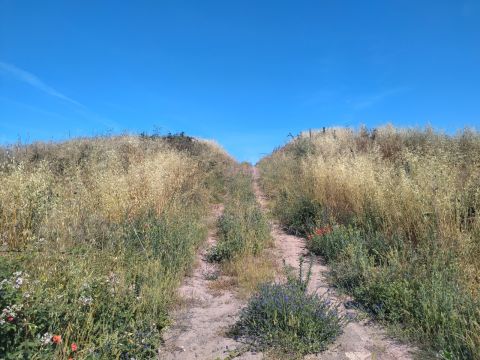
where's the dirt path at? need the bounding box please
[159,204,261,360]
[160,171,414,360]
[252,167,415,360]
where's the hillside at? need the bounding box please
[1,127,479,359]
[258,126,480,358]
[0,133,233,358]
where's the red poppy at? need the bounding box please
[71,343,78,352]
[313,226,333,237]
[52,335,62,344]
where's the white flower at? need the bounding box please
[0,279,10,289]
[14,277,23,288]
[40,332,52,345]
[79,295,93,306]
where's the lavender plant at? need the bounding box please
[232,258,343,356]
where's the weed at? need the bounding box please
[207,169,271,263]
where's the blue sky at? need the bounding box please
[1,0,479,162]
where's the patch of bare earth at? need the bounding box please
[252,167,416,360]
[159,204,261,360]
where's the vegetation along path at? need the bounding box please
[252,167,415,360]
[159,203,261,360]
[160,167,415,360]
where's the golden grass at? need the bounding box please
[258,125,480,357]
[222,253,277,298]
[0,134,232,358]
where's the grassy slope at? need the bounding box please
[258,126,480,359]
[0,134,233,359]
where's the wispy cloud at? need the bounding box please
[0,61,122,130]
[349,87,409,110]
[0,61,84,107]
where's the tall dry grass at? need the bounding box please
[0,134,232,358]
[259,126,480,358]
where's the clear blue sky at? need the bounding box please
[1,0,479,162]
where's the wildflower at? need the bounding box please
[14,277,24,289]
[52,335,62,344]
[71,343,78,352]
[79,295,93,306]
[313,225,333,237]
[7,316,14,322]
[40,332,52,345]
[0,279,8,288]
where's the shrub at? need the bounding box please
[231,259,343,356]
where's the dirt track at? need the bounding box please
[159,169,415,359]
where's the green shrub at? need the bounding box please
[231,259,343,356]
[306,224,480,359]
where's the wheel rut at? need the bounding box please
[252,167,415,360]
[159,204,261,360]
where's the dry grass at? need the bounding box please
[259,125,480,358]
[0,134,232,358]
[222,253,277,298]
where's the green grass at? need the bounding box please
[207,167,271,263]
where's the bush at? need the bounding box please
[231,259,343,356]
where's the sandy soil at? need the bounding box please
[160,170,415,359]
